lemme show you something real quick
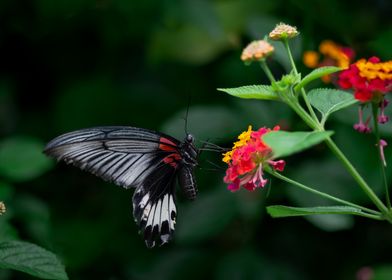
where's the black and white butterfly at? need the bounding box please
[44,126,198,248]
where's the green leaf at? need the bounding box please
[295,66,342,91]
[0,137,53,182]
[262,131,333,158]
[0,241,68,280]
[308,88,358,124]
[218,85,279,101]
[267,205,362,218]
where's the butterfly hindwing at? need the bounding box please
[44,126,190,247]
[132,161,178,247]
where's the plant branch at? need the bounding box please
[267,169,381,216]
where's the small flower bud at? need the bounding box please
[241,40,274,63]
[269,23,299,41]
[0,202,6,215]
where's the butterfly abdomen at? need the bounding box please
[178,166,198,200]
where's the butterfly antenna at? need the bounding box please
[205,159,226,171]
[184,96,191,135]
[198,140,228,152]
[198,160,224,172]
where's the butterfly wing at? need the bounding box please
[132,161,178,247]
[44,126,183,247]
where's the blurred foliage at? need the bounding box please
[1,0,392,279]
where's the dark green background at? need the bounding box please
[1,0,392,279]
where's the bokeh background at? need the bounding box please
[1,0,392,279]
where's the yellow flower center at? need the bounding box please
[222,126,253,163]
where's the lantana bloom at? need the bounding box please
[241,40,274,63]
[338,56,392,132]
[222,126,285,192]
[338,57,392,102]
[269,23,299,41]
[303,40,355,83]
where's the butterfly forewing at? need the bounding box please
[44,126,197,248]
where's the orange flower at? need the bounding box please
[319,40,352,69]
[303,40,355,83]
[303,51,320,68]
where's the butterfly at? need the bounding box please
[44,126,198,248]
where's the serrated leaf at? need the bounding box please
[308,88,358,124]
[267,205,362,218]
[0,137,53,182]
[262,130,333,158]
[218,85,279,101]
[295,66,342,91]
[0,241,68,280]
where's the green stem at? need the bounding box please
[268,169,381,216]
[288,95,390,218]
[372,102,391,209]
[283,39,298,74]
[324,137,390,217]
[282,39,319,123]
[260,60,276,84]
[288,100,319,130]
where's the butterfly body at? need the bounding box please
[44,126,198,248]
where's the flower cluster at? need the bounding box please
[269,23,299,41]
[339,57,392,102]
[223,126,285,192]
[241,40,274,63]
[303,40,355,83]
[339,56,392,132]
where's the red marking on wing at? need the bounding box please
[159,137,177,152]
[163,153,182,167]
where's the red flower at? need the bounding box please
[338,57,392,102]
[223,126,285,192]
[338,57,392,132]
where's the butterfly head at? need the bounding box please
[185,133,194,143]
[180,133,198,167]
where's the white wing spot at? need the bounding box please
[139,193,149,209]
[153,199,162,228]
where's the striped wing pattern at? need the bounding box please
[44,126,181,247]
